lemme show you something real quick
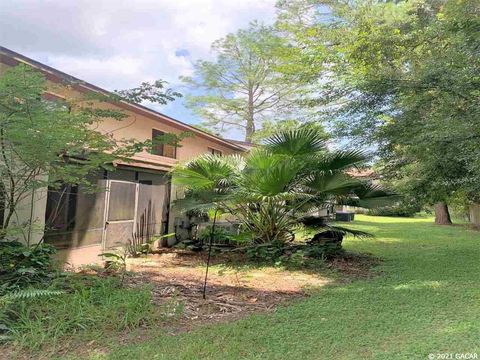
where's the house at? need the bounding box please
[228,139,257,152]
[0,46,245,265]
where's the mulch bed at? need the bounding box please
[121,249,380,328]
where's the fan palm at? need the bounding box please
[172,126,396,245]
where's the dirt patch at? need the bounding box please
[120,249,381,330]
[123,249,330,329]
[327,251,383,281]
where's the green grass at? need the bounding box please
[1,275,158,354]
[89,215,480,360]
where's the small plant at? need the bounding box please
[245,243,284,263]
[126,232,175,257]
[99,248,128,286]
[0,241,57,294]
[0,289,64,303]
[160,290,185,319]
[197,226,234,246]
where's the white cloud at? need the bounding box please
[0,0,276,88]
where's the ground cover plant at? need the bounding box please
[0,274,160,356]
[0,241,57,294]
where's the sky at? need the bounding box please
[0,0,277,138]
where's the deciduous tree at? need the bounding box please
[277,0,480,224]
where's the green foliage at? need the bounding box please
[114,80,182,105]
[0,288,64,344]
[173,126,396,248]
[244,242,328,268]
[277,0,480,211]
[197,226,236,245]
[126,233,176,258]
[0,65,151,241]
[251,120,328,144]
[0,65,182,241]
[277,249,326,270]
[306,231,344,259]
[367,202,422,218]
[151,131,194,149]
[0,275,155,351]
[245,243,285,263]
[181,21,316,141]
[0,288,64,303]
[0,241,57,294]
[99,249,128,287]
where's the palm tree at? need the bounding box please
[172,126,395,247]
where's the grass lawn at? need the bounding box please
[84,215,480,360]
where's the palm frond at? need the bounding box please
[321,225,372,238]
[313,150,367,172]
[265,127,327,157]
[349,183,400,208]
[241,159,303,196]
[173,191,233,213]
[172,154,238,190]
[1,289,64,302]
[306,172,361,194]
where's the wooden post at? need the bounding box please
[469,203,480,226]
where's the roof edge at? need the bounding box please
[0,46,244,152]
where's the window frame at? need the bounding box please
[208,147,223,156]
[151,129,177,159]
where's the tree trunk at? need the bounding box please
[245,120,255,142]
[469,203,480,226]
[0,181,5,240]
[434,202,452,225]
[245,86,255,142]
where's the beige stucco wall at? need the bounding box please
[1,174,48,246]
[46,84,239,167]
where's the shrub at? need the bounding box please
[367,203,421,217]
[306,231,345,258]
[0,275,156,351]
[173,127,395,247]
[197,226,235,245]
[245,243,284,263]
[0,241,57,294]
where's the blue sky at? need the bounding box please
[0,0,277,139]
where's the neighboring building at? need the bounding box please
[227,139,257,152]
[0,46,245,265]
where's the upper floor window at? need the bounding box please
[208,147,222,156]
[152,129,176,158]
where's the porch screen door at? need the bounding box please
[103,180,138,249]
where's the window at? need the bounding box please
[152,129,176,158]
[208,147,222,156]
[45,184,78,231]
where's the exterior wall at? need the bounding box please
[1,175,48,246]
[43,84,239,168]
[56,244,104,266]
